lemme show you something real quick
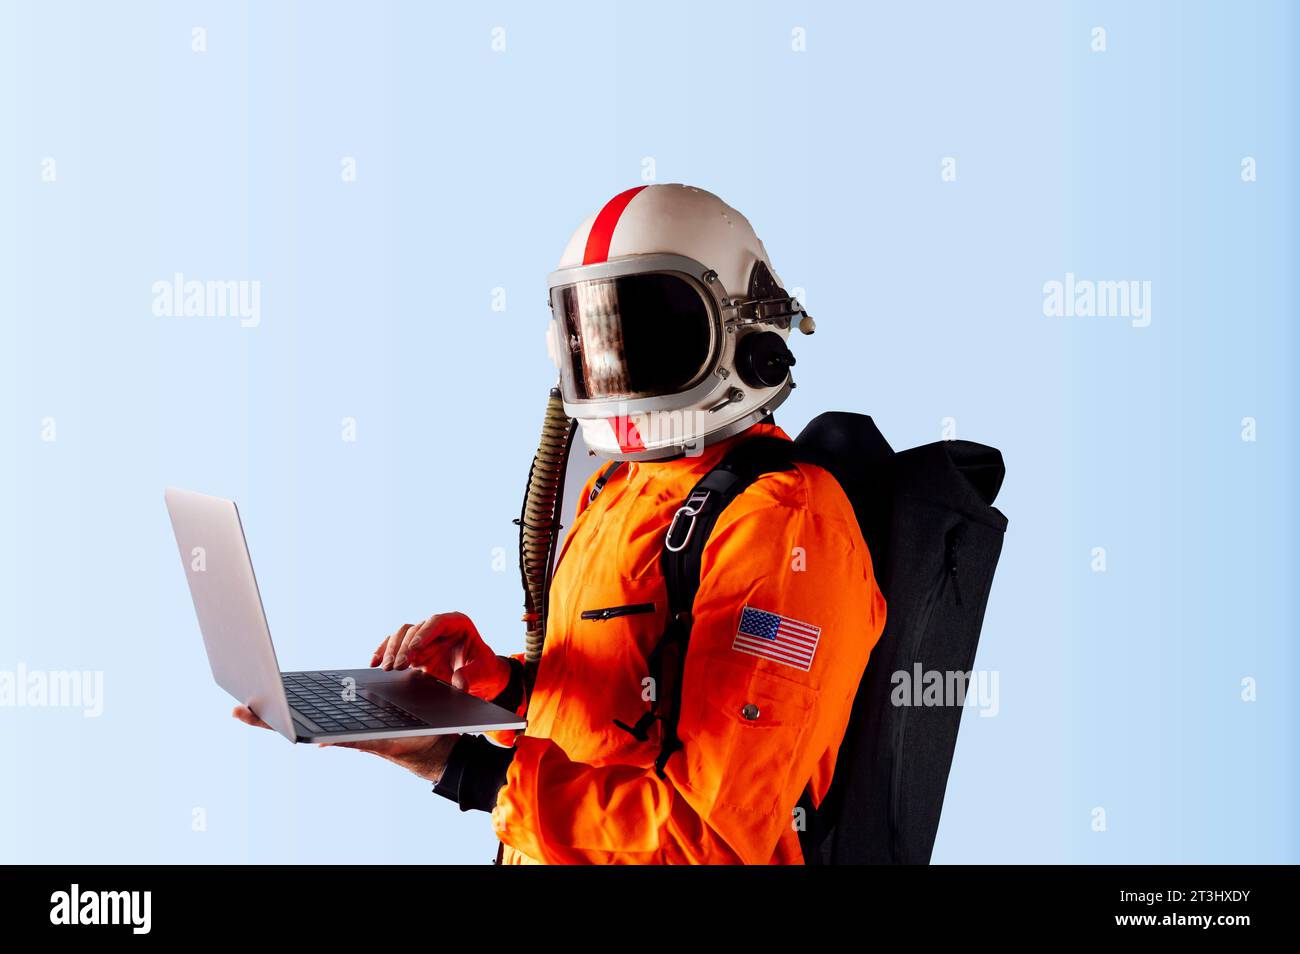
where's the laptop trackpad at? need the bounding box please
[359,668,504,726]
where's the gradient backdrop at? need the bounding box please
[1,0,1296,863]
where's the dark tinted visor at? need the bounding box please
[552,272,714,401]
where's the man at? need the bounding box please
[237,184,886,864]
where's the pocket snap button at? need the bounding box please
[741,703,760,721]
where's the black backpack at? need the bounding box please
[610,412,1008,864]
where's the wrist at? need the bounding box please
[432,733,517,813]
[420,734,461,784]
[488,656,526,712]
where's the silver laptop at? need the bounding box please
[165,488,527,743]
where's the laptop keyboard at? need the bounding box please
[281,671,427,734]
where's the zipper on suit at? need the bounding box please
[580,602,656,621]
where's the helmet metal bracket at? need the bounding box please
[721,260,811,334]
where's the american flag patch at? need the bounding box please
[731,605,821,671]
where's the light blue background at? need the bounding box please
[1,0,1295,864]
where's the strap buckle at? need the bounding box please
[664,490,711,553]
[588,461,623,503]
[612,710,657,742]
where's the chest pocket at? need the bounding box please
[580,601,657,622]
[541,572,669,758]
[677,652,817,819]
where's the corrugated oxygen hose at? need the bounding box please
[517,387,577,686]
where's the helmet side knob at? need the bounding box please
[735,331,797,389]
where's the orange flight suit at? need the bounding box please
[490,422,886,864]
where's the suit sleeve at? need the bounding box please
[490,493,886,864]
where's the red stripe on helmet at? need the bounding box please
[582,186,647,265]
[608,416,645,453]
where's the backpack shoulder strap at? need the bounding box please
[662,436,797,620]
[612,436,798,777]
[587,460,624,505]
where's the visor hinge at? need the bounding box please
[723,295,807,332]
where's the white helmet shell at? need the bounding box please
[546,184,811,461]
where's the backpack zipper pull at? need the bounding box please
[946,525,965,607]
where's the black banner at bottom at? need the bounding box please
[0,864,1284,940]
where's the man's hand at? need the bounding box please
[232,706,458,783]
[370,611,511,700]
